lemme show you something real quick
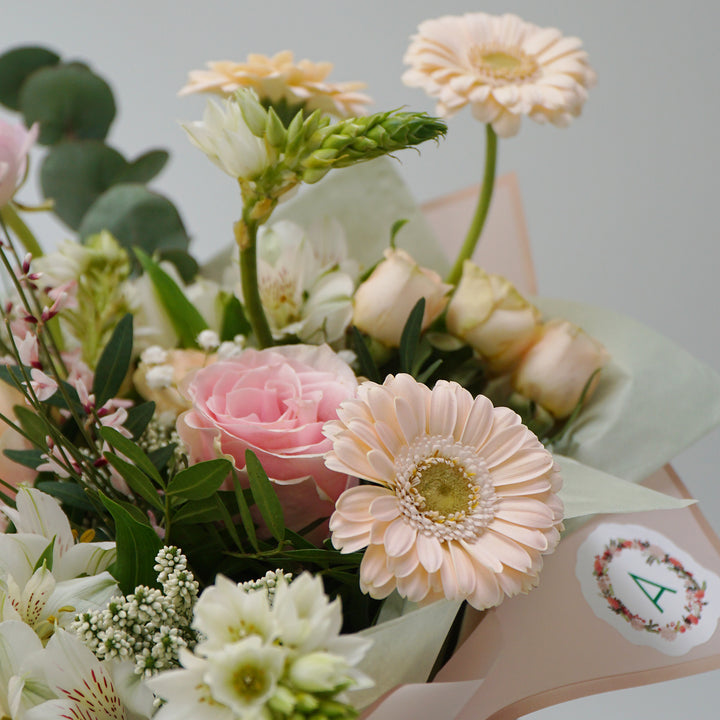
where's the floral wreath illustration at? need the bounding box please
[592,537,708,640]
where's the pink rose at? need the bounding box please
[0,120,38,208]
[177,344,358,534]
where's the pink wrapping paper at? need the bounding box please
[359,179,720,719]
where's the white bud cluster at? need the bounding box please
[71,546,199,677]
[239,568,292,604]
[138,415,186,465]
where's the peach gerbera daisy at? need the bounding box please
[402,13,596,137]
[325,374,563,610]
[180,51,371,118]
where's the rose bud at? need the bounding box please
[513,319,610,418]
[446,261,541,373]
[352,248,451,347]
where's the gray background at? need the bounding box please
[3,1,719,716]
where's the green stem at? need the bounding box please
[0,204,43,257]
[446,124,498,285]
[238,214,274,349]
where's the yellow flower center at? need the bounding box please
[413,459,475,520]
[468,46,539,82]
[233,664,268,700]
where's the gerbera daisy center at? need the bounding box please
[413,459,474,518]
[467,45,539,82]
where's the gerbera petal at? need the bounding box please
[416,533,445,573]
[383,517,417,557]
[428,381,459,437]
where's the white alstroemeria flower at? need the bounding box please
[23,628,154,720]
[192,574,275,653]
[273,573,372,679]
[247,218,356,344]
[0,621,53,719]
[183,94,273,181]
[0,488,118,636]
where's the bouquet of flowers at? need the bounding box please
[0,11,717,720]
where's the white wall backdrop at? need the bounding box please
[3,1,720,717]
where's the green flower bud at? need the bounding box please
[235,88,268,137]
[266,107,288,148]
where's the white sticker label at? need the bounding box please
[576,523,720,656]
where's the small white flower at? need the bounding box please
[183,93,273,180]
[197,329,220,351]
[140,345,169,365]
[145,364,175,390]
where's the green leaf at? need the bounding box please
[13,405,51,446]
[135,248,208,348]
[3,448,43,469]
[171,497,223,525]
[389,218,409,249]
[231,469,259,552]
[213,493,244,552]
[0,46,60,110]
[147,444,177,474]
[166,458,231,500]
[99,492,162,594]
[124,402,156,440]
[35,481,94,511]
[158,249,199,284]
[20,64,115,145]
[219,292,251,341]
[33,537,55,572]
[40,141,127,229]
[104,453,164,512]
[399,297,425,375]
[116,149,169,184]
[351,326,381,384]
[245,450,285,543]
[78,184,190,256]
[98,426,163,486]
[93,314,133,407]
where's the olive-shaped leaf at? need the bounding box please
[41,140,127,229]
[0,46,60,110]
[20,64,116,145]
[78,183,190,255]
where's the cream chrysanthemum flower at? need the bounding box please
[402,13,596,137]
[180,51,372,118]
[325,374,563,610]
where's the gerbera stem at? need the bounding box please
[446,124,498,285]
[237,212,274,349]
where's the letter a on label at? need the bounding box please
[629,573,677,613]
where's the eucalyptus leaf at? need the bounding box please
[79,184,190,256]
[166,459,232,500]
[135,248,208,348]
[93,313,133,407]
[158,249,199,284]
[0,46,60,111]
[116,149,169,184]
[245,450,285,543]
[20,63,115,145]
[40,141,126,229]
[99,492,162,594]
